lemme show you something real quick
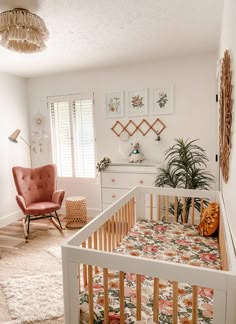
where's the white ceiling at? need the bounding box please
[0,0,223,78]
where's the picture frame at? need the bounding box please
[126,89,148,117]
[151,86,174,115]
[105,91,124,118]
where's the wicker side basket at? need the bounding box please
[66,196,87,229]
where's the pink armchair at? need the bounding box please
[12,164,65,240]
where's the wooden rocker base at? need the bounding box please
[22,211,64,241]
[50,217,65,231]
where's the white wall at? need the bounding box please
[0,73,30,227]
[219,0,236,245]
[27,53,217,212]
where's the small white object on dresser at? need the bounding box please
[100,161,162,211]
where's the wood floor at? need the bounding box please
[0,220,44,254]
[0,215,87,323]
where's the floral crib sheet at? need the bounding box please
[80,220,221,323]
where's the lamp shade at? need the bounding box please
[0,8,49,54]
[8,129,21,143]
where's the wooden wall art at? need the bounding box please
[111,118,166,137]
[219,50,233,183]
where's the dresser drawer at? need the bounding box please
[102,188,129,204]
[101,172,155,189]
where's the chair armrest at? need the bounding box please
[52,190,65,206]
[16,195,27,213]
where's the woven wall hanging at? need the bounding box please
[219,50,233,183]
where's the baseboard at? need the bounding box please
[0,206,102,229]
[0,211,23,228]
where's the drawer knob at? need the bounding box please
[112,194,116,198]
[111,179,115,183]
[139,180,144,184]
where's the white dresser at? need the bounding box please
[100,161,161,211]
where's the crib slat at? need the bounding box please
[129,198,132,228]
[115,212,119,247]
[150,194,153,221]
[88,236,92,248]
[127,201,131,231]
[119,208,122,243]
[165,196,169,221]
[93,232,99,273]
[192,285,198,324]
[121,207,123,238]
[200,198,204,213]
[136,274,142,321]
[153,278,159,323]
[108,220,112,252]
[173,281,178,324]
[127,201,130,231]
[103,222,107,251]
[122,206,126,236]
[119,271,125,323]
[88,265,94,324]
[219,221,228,270]
[131,197,135,227]
[158,195,161,220]
[82,264,87,288]
[94,231,97,250]
[124,204,127,235]
[99,227,103,251]
[111,216,115,251]
[125,203,128,234]
[174,196,178,222]
[82,241,87,288]
[120,207,124,241]
[130,199,134,230]
[191,197,195,225]
[182,197,186,223]
[88,237,94,277]
[103,268,109,324]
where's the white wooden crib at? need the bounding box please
[62,187,236,324]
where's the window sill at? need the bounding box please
[57,176,98,185]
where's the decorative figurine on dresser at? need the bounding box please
[129,142,144,163]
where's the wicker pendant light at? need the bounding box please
[0,8,49,53]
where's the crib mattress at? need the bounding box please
[80,219,221,323]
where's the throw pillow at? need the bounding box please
[197,202,219,237]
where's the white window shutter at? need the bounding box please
[49,94,95,179]
[73,99,96,178]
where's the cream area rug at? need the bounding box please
[46,246,62,263]
[1,272,63,322]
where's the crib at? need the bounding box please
[62,187,236,324]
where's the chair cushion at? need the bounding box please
[12,164,57,206]
[25,202,60,215]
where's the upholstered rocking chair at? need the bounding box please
[12,164,65,240]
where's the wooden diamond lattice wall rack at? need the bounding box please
[111,118,166,137]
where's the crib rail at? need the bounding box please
[62,186,236,324]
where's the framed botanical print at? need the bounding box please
[105,91,124,118]
[127,89,148,117]
[152,86,174,115]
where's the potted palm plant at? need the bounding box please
[154,138,215,222]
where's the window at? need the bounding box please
[48,93,96,179]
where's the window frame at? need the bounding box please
[47,93,97,183]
